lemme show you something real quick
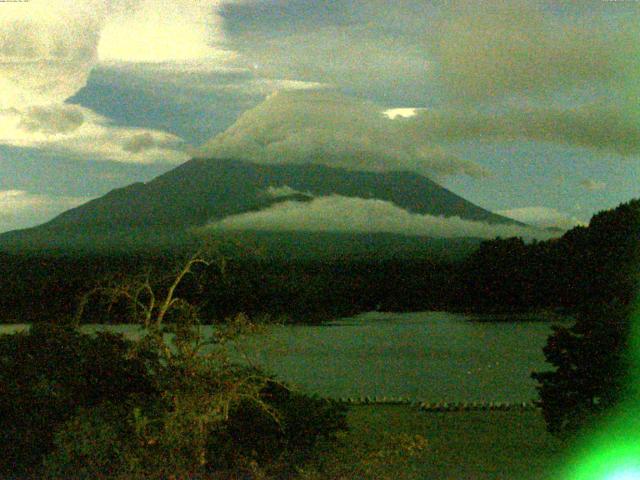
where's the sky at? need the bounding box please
[0,0,639,234]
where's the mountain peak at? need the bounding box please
[0,158,521,252]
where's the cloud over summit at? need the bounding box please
[201,90,489,179]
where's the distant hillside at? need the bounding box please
[0,157,520,253]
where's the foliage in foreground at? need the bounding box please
[0,322,158,476]
[0,321,347,479]
[0,249,348,478]
[297,431,429,480]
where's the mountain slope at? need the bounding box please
[0,158,520,252]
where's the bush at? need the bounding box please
[1,323,348,479]
[207,380,348,474]
[43,401,141,479]
[41,369,347,479]
[0,323,158,476]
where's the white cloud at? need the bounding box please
[265,185,309,198]
[0,1,105,108]
[580,179,607,192]
[497,207,586,231]
[0,0,213,162]
[200,90,489,179]
[383,108,422,120]
[208,194,551,240]
[0,104,188,163]
[0,190,91,233]
[97,0,234,64]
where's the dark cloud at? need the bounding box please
[221,1,640,110]
[18,105,85,134]
[431,1,636,103]
[220,1,436,105]
[122,132,157,153]
[407,104,640,157]
[580,179,607,192]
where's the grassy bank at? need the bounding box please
[312,405,568,480]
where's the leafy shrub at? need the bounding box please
[207,379,349,474]
[43,401,141,479]
[297,432,429,480]
[0,323,158,476]
[41,369,347,479]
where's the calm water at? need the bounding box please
[0,311,569,402]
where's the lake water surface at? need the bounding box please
[0,311,570,402]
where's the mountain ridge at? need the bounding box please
[0,157,521,252]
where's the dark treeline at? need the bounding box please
[455,198,640,314]
[0,251,459,324]
[1,198,638,324]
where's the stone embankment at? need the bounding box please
[336,397,539,411]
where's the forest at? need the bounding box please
[1,199,637,325]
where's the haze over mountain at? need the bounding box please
[0,157,546,254]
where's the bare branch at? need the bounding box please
[155,251,211,327]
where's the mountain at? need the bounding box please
[0,158,521,254]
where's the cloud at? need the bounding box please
[208,194,551,240]
[94,61,326,101]
[121,132,171,154]
[432,1,637,103]
[0,104,188,164]
[200,90,489,179]
[0,0,234,109]
[97,0,233,64]
[406,103,640,157]
[18,105,85,134]
[497,207,586,231]
[580,179,607,192]
[0,0,218,162]
[0,189,91,233]
[220,2,640,158]
[221,20,434,104]
[0,1,102,108]
[222,2,639,107]
[265,185,309,198]
[383,108,422,120]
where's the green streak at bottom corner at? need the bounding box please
[561,304,640,480]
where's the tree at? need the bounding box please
[532,301,632,437]
[52,247,348,478]
[532,199,640,437]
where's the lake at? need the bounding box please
[0,311,570,403]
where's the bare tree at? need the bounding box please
[74,249,214,327]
